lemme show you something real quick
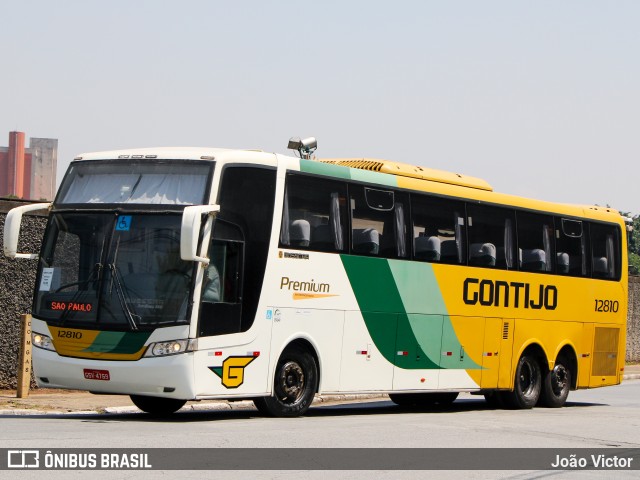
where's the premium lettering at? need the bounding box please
[280,277,330,293]
[463,278,557,310]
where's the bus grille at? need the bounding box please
[591,327,619,377]
[502,321,510,340]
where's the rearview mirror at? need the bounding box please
[3,203,51,259]
[180,204,220,264]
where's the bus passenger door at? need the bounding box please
[339,311,395,391]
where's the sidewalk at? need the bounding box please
[2,365,638,416]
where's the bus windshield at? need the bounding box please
[34,212,193,330]
[56,160,211,205]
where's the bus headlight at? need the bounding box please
[144,339,197,357]
[32,332,56,352]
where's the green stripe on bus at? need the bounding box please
[300,159,351,180]
[300,159,398,187]
[387,261,447,314]
[340,255,405,313]
[440,316,482,369]
[341,255,481,370]
[340,255,438,369]
[83,331,150,353]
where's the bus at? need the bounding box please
[3,139,627,416]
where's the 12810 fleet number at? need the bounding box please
[595,299,619,313]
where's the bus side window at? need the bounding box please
[516,211,555,273]
[350,186,409,259]
[555,218,588,277]
[280,174,347,253]
[466,205,516,270]
[590,222,620,280]
[411,194,466,265]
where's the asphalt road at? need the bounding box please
[3,380,640,479]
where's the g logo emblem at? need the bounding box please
[210,356,257,388]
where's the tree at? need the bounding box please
[622,212,640,275]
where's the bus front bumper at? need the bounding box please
[32,347,196,400]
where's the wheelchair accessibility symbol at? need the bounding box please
[116,216,132,231]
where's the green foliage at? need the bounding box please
[622,212,640,275]
[630,253,640,276]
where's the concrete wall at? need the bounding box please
[0,205,639,389]
[627,276,640,363]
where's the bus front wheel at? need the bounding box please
[501,353,541,409]
[539,356,571,408]
[130,395,186,416]
[254,346,318,417]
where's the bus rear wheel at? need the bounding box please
[389,392,459,407]
[501,353,541,409]
[130,395,186,416]
[254,346,318,417]
[539,356,571,408]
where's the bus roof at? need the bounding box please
[73,147,270,162]
[70,147,623,224]
[319,158,493,191]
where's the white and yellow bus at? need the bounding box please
[3,140,627,416]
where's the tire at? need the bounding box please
[389,392,459,407]
[501,353,542,409]
[254,346,318,417]
[130,395,186,416]
[539,356,571,408]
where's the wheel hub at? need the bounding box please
[551,364,568,394]
[519,361,537,395]
[278,361,305,403]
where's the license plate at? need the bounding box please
[83,369,110,381]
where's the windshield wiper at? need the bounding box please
[108,263,141,331]
[104,234,141,330]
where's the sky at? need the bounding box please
[1,1,639,214]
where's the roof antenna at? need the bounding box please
[287,137,317,159]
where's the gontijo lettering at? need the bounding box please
[463,278,558,310]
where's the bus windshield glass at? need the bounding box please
[56,160,212,205]
[34,212,194,330]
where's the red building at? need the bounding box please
[0,131,57,200]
